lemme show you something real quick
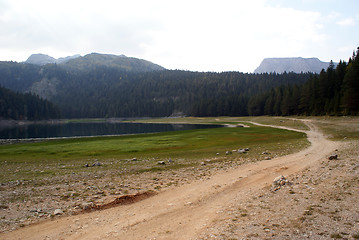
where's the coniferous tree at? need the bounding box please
[342,48,359,114]
[0,86,60,120]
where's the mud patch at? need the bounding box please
[83,191,157,212]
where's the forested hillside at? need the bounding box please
[0,54,311,118]
[0,49,358,119]
[0,66,311,118]
[0,86,60,120]
[248,48,359,116]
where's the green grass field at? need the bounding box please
[0,118,309,183]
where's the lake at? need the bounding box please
[0,121,222,139]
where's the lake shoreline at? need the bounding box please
[0,119,67,127]
[0,117,175,127]
[0,119,223,143]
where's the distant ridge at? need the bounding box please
[25,54,80,65]
[63,53,166,72]
[254,57,336,74]
[25,54,56,65]
[24,53,165,72]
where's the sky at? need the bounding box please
[0,0,358,72]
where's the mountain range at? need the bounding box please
[254,57,336,74]
[0,53,312,118]
[25,54,81,65]
[25,53,335,74]
[24,53,165,72]
[2,48,357,119]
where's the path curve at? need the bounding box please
[1,120,339,240]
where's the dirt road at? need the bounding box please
[1,120,339,240]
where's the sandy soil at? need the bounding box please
[1,119,358,239]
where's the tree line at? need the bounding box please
[0,86,60,120]
[247,48,359,116]
[51,70,311,118]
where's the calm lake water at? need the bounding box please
[0,122,222,139]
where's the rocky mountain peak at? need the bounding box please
[254,57,336,74]
[25,54,80,65]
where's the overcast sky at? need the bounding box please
[0,0,358,72]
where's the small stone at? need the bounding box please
[54,209,63,215]
[84,163,89,167]
[238,149,246,153]
[92,161,101,167]
[271,175,289,191]
[82,203,94,210]
[273,175,287,185]
[328,154,338,160]
[264,157,271,160]
[132,158,137,161]
[157,161,165,165]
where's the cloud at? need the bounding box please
[327,11,340,20]
[0,0,163,58]
[141,1,326,71]
[338,46,355,54]
[336,18,356,26]
[0,0,338,72]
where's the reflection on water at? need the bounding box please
[0,122,221,139]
